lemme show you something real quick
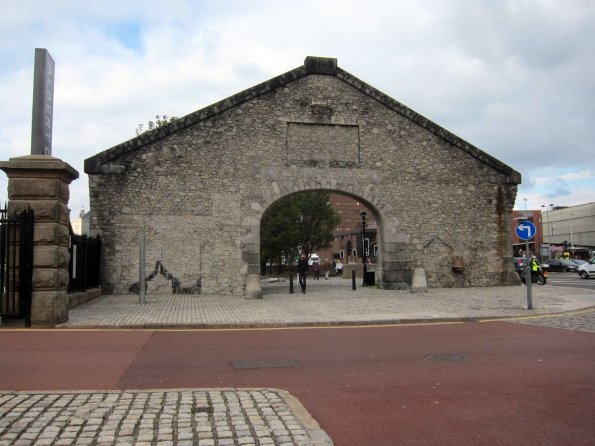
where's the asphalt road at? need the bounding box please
[545,271,595,290]
[1,318,594,446]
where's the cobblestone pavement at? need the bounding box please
[60,278,595,329]
[513,309,595,333]
[0,389,331,446]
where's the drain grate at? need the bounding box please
[424,353,466,362]
[231,359,300,369]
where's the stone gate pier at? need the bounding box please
[0,155,78,326]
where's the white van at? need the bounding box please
[308,254,320,266]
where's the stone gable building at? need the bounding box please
[85,56,521,298]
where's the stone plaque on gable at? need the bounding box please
[287,122,360,164]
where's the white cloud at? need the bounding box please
[560,170,593,181]
[1,0,594,216]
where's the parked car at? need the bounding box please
[308,254,320,266]
[577,262,595,279]
[570,259,588,267]
[540,258,578,272]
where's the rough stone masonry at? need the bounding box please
[85,56,521,298]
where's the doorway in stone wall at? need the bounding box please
[259,190,381,292]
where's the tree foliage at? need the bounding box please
[260,191,340,272]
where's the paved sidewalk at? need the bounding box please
[60,277,595,329]
[0,389,331,446]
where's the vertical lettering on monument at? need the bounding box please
[31,48,55,156]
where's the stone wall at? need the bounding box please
[86,57,520,297]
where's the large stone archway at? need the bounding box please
[244,185,395,299]
[85,56,521,298]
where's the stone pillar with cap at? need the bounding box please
[0,155,79,326]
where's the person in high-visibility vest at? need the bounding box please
[530,256,540,272]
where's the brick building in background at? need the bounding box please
[315,193,377,266]
[511,203,595,261]
[511,209,543,259]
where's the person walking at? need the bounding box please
[297,253,309,293]
[322,258,332,280]
[313,261,321,280]
[336,260,343,277]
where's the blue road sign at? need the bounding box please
[516,221,536,240]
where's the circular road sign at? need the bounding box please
[515,221,536,240]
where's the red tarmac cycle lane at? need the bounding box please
[0,330,152,390]
[1,322,594,446]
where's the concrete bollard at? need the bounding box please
[411,268,428,293]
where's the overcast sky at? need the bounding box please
[1,0,594,217]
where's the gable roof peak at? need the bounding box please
[304,56,337,75]
[85,55,520,184]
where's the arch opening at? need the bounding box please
[255,189,385,294]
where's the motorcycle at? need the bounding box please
[519,266,548,285]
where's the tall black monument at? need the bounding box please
[31,48,55,156]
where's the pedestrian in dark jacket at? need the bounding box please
[297,253,309,293]
[313,261,321,280]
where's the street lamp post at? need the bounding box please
[360,210,368,287]
[541,203,554,259]
[570,212,574,251]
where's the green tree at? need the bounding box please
[294,192,340,259]
[260,191,340,273]
[260,196,300,274]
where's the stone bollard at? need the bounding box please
[411,267,428,293]
[245,273,263,299]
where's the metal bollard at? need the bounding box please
[352,269,356,290]
[289,272,294,294]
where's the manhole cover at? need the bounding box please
[231,359,300,369]
[424,353,466,362]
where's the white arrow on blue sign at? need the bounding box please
[516,221,536,240]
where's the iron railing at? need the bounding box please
[0,206,34,325]
[68,230,101,293]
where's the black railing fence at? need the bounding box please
[1,206,34,325]
[68,230,101,293]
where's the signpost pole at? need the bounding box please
[515,219,535,310]
[526,240,533,310]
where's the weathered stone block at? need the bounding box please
[9,200,69,224]
[30,290,68,326]
[33,222,70,246]
[33,245,70,269]
[8,177,61,199]
[32,268,69,290]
